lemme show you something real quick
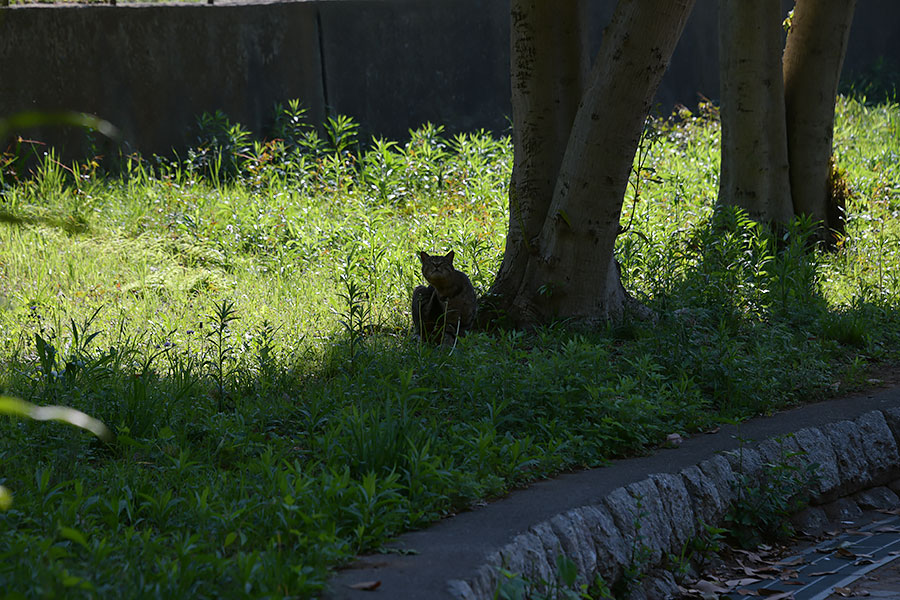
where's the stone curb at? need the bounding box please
[447,408,900,599]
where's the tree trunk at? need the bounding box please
[491,0,589,313]
[783,0,856,241]
[490,0,695,327]
[717,0,793,225]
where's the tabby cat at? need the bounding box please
[411,250,477,346]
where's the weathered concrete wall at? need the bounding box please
[318,0,509,140]
[0,2,325,156]
[0,0,897,157]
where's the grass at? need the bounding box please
[0,95,899,598]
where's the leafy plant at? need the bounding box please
[204,299,239,411]
[494,553,613,600]
[725,439,820,548]
[613,495,653,598]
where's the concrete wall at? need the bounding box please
[1,2,325,156]
[0,0,897,157]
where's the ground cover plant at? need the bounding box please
[0,96,898,598]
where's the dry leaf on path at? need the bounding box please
[692,579,730,594]
[874,526,900,533]
[348,580,381,591]
[778,569,799,580]
[726,577,762,587]
[735,549,765,563]
[835,547,858,559]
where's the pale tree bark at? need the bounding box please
[492,0,589,309]
[717,0,794,225]
[717,0,856,241]
[490,0,695,327]
[783,0,856,241]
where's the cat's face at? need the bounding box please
[418,250,455,282]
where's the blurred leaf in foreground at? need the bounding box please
[0,395,113,442]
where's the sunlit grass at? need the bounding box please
[0,97,897,598]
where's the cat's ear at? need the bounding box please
[445,250,455,262]
[418,251,428,263]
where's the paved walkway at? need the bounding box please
[326,384,900,600]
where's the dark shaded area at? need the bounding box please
[0,0,897,159]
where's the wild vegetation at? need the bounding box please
[0,95,898,598]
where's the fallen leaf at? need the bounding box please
[776,556,806,567]
[810,570,839,577]
[833,587,853,597]
[693,580,729,594]
[726,578,762,587]
[843,529,873,537]
[735,549,765,562]
[875,526,900,534]
[835,547,857,559]
[348,580,381,591]
[779,569,799,580]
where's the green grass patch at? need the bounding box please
[1,96,899,598]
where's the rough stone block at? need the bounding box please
[625,478,669,565]
[650,472,697,550]
[680,464,728,527]
[697,454,737,507]
[855,411,900,485]
[822,420,869,494]
[756,435,803,468]
[446,578,476,600]
[792,426,842,502]
[466,562,499,600]
[641,570,680,600]
[604,484,665,571]
[503,531,554,585]
[723,446,764,488]
[879,407,900,447]
[854,486,900,510]
[578,504,629,584]
[549,511,596,586]
[603,486,641,541]
[823,497,863,522]
[791,506,830,536]
[547,512,597,581]
[529,520,564,580]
